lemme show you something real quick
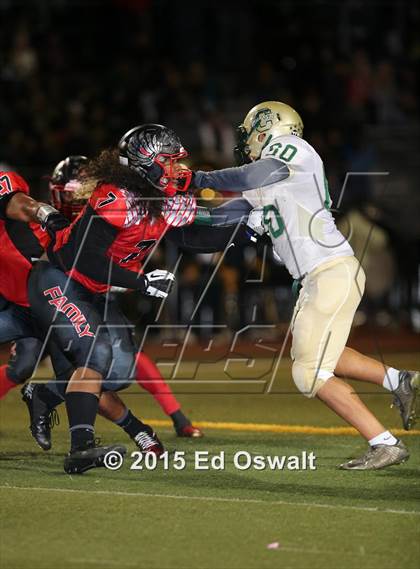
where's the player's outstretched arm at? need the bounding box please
[192,158,289,193]
[167,198,256,252]
[167,223,252,253]
[195,197,253,226]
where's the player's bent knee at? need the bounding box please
[292,361,333,398]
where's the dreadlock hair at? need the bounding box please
[77,148,163,216]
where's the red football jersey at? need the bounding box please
[51,184,196,293]
[0,171,46,306]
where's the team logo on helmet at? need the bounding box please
[252,108,275,133]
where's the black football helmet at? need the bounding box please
[49,155,88,220]
[118,124,192,197]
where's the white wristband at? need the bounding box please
[36,204,58,223]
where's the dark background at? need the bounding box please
[1,0,419,334]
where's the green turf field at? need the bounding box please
[1,354,419,569]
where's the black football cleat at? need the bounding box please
[21,383,59,451]
[64,441,127,474]
[132,425,164,456]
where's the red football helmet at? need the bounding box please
[49,155,88,220]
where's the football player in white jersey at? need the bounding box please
[191,101,419,470]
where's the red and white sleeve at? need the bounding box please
[161,193,197,228]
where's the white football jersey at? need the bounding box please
[243,135,353,279]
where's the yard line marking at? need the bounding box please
[142,419,420,437]
[278,546,354,556]
[72,559,137,567]
[1,485,419,516]
[277,546,381,558]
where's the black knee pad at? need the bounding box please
[7,337,44,384]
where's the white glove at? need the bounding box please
[246,207,266,242]
[144,270,175,298]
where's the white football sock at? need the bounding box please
[382,367,400,391]
[369,431,398,447]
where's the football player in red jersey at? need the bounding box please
[26,125,205,473]
[0,170,69,398]
[48,156,202,439]
[23,155,203,450]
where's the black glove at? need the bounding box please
[44,212,70,234]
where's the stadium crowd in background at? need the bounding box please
[1,0,419,336]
